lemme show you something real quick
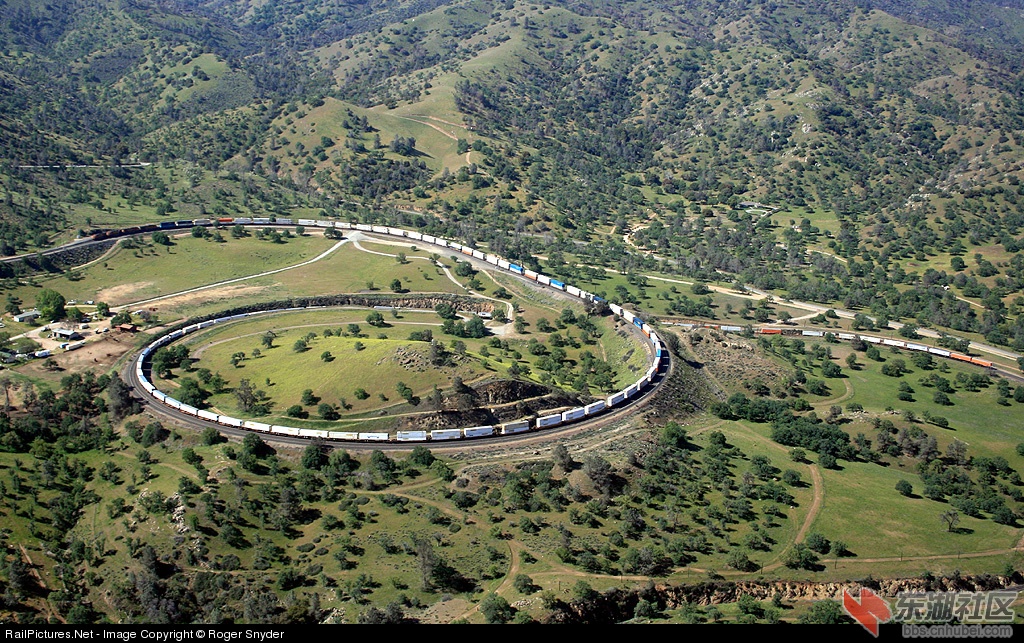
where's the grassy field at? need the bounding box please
[7,232,337,308]
[187,328,488,421]
[257,240,467,297]
[742,336,1024,564]
[827,343,1024,461]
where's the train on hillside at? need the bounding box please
[130,219,668,443]
[664,322,993,369]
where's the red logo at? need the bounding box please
[842,588,892,637]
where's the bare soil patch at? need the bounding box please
[19,332,136,379]
[97,281,154,303]
[146,284,271,311]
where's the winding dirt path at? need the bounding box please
[795,464,825,545]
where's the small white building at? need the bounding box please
[13,310,40,323]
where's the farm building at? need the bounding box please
[13,310,40,323]
[51,328,82,341]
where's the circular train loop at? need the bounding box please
[112,218,996,445]
[123,218,669,444]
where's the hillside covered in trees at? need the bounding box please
[1,0,1024,349]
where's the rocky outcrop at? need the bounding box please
[544,573,1024,624]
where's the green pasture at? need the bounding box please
[811,457,1018,560]
[182,331,485,419]
[7,233,337,308]
[262,240,467,297]
[833,344,1024,462]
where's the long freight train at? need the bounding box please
[126,217,996,442]
[130,219,668,443]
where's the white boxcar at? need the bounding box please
[566,285,582,298]
[864,336,882,344]
[430,429,462,441]
[197,410,219,422]
[297,428,324,439]
[358,432,389,441]
[328,431,360,440]
[608,303,623,317]
[179,404,199,416]
[524,269,539,281]
[220,416,243,428]
[298,219,317,226]
[584,400,606,415]
[371,225,389,234]
[497,259,511,270]
[837,333,856,341]
[607,391,627,406]
[397,431,428,442]
[463,426,494,438]
[273,426,300,436]
[408,231,423,240]
[537,274,551,286]
[624,384,639,398]
[561,407,586,423]
[354,223,372,232]
[501,420,530,434]
[536,414,562,428]
[243,420,272,433]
